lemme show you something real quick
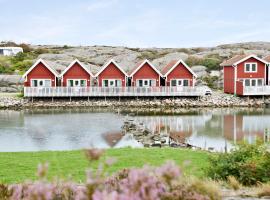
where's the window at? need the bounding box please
[67,79,86,87]
[251,79,256,86]
[170,79,189,87]
[102,79,122,87]
[245,63,257,72]
[136,79,156,87]
[258,79,263,86]
[245,79,250,86]
[183,80,189,86]
[31,79,51,87]
[244,79,264,87]
[171,80,177,87]
[138,80,143,87]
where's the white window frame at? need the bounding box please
[136,79,156,87]
[30,79,52,87]
[102,79,122,87]
[67,79,87,87]
[243,78,264,87]
[170,79,189,87]
[244,63,257,73]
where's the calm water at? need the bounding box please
[0,108,269,152]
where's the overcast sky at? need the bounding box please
[1,0,270,47]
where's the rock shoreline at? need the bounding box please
[0,92,267,110]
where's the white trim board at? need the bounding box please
[95,59,128,77]
[164,59,197,78]
[129,59,163,77]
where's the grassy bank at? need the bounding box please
[0,148,209,183]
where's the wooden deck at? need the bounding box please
[24,86,206,97]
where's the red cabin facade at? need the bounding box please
[162,59,197,87]
[23,59,58,87]
[60,59,93,87]
[221,55,268,96]
[95,59,128,87]
[130,60,162,87]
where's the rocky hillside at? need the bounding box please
[1,41,270,91]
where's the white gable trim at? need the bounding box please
[164,59,197,78]
[95,59,128,77]
[130,59,163,77]
[234,54,268,66]
[22,58,59,79]
[60,59,94,77]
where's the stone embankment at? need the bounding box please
[0,91,267,110]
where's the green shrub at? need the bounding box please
[207,142,270,186]
[186,55,222,71]
[203,76,219,89]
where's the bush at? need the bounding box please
[207,142,270,186]
[186,55,222,71]
[203,76,219,89]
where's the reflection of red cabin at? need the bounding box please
[95,59,128,87]
[223,115,264,142]
[162,59,197,87]
[129,59,163,87]
[221,54,268,95]
[60,59,94,87]
[23,59,58,87]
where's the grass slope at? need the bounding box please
[0,148,209,184]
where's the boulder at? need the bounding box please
[191,65,208,77]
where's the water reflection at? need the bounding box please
[0,108,269,152]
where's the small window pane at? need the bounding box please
[252,64,256,72]
[245,80,250,86]
[81,80,86,87]
[74,80,79,86]
[31,80,38,87]
[139,80,143,87]
[103,80,108,87]
[39,80,44,86]
[183,80,189,86]
[258,79,263,86]
[251,79,256,86]
[171,80,177,86]
[246,64,250,72]
[178,80,182,86]
[44,80,51,87]
[144,80,148,86]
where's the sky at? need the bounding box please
[1,0,270,48]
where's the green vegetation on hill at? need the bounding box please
[0,148,209,183]
[0,41,61,75]
[186,54,223,71]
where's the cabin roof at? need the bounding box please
[220,54,267,66]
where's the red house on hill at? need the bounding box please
[95,59,128,87]
[23,59,58,87]
[162,59,197,87]
[129,59,163,87]
[221,54,268,96]
[60,59,94,87]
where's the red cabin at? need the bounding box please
[23,59,58,87]
[162,59,197,87]
[129,59,162,87]
[60,59,94,87]
[95,59,128,87]
[221,54,268,96]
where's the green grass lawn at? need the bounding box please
[0,148,210,184]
